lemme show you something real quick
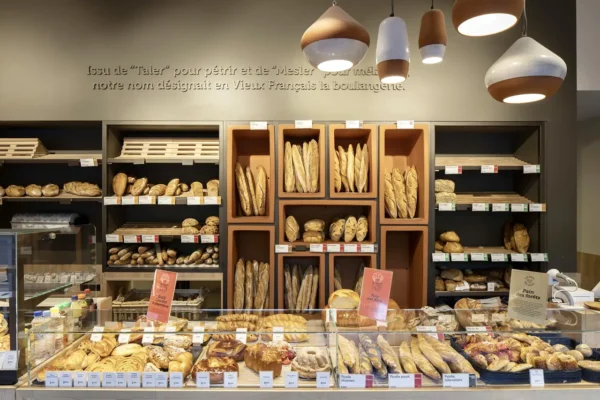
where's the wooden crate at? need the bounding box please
[277,253,326,310]
[0,138,47,158]
[118,137,219,161]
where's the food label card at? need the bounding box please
[507,269,548,324]
[358,268,393,322]
[147,269,178,323]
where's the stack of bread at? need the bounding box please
[283,264,319,312]
[112,173,219,197]
[435,179,456,204]
[284,140,319,193]
[435,231,464,253]
[436,269,508,292]
[503,221,530,254]
[234,162,267,216]
[334,143,369,193]
[233,258,270,310]
[181,216,219,235]
[302,218,326,243]
[383,167,418,218]
[107,244,219,267]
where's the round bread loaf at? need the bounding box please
[6,185,25,197]
[328,289,359,309]
[113,173,128,196]
[25,184,42,197]
[42,183,59,197]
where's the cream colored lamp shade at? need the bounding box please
[376,16,410,83]
[418,9,447,64]
[453,0,524,37]
[485,37,567,104]
[301,5,370,72]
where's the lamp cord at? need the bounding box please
[332,0,337,5]
[431,0,434,10]
[390,0,394,16]
[522,0,528,36]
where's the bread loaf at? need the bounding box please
[435,192,456,204]
[244,344,283,377]
[344,216,357,242]
[303,142,311,193]
[292,145,307,193]
[165,178,180,196]
[285,216,300,242]
[245,260,253,310]
[384,172,397,218]
[309,139,319,193]
[406,166,418,218]
[443,242,464,253]
[25,184,42,197]
[441,269,463,281]
[435,179,455,193]
[358,145,369,193]
[129,178,146,196]
[512,223,530,254]
[284,142,295,192]
[256,166,267,216]
[338,146,349,192]
[63,182,101,197]
[191,181,203,197]
[328,289,360,309]
[245,167,259,216]
[440,231,460,242]
[334,150,342,193]
[291,265,300,310]
[148,184,166,196]
[392,168,408,218]
[354,144,362,192]
[182,218,199,228]
[113,173,128,196]
[304,219,325,232]
[435,277,445,291]
[234,163,252,216]
[329,218,345,242]
[435,240,445,251]
[206,180,219,196]
[347,144,355,192]
[356,216,368,242]
[234,258,245,309]
[303,231,325,243]
[42,184,59,197]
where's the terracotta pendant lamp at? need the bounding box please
[418,2,447,64]
[301,1,370,72]
[485,5,567,104]
[376,0,410,83]
[453,0,524,37]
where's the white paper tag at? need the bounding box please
[480,165,498,174]
[445,166,462,175]
[80,158,97,167]
[87,372,101,387]
[128,372,141,388]
[432,253,449,262]
[450,253,467,262]
[472,203,489,212]
[487,282,496,291]
[492,203,509,212]
[158,196,174,205]
[471,313,486,323]
[491,253,507,262]
[181,234,198,243]
[118,329,131,344]
[388,373,418,388]
[169,372,183,388]
[121,196,137,205]
[466,326,489,333]
[59,371,73,387]
[310,244,325,252]
[115,372,127,388]
[103,372,116,387]
[359,244,375,253]
[530,253,548,262]
[510,253,527,262]
[236,327,248,344]
[316,372,330,388]
[200,234,218,243]
[272,326,284,342]
[138,195,155,205]
[416,325,439,339]
[103,196,120,205]
[141,235,159,243]
[344,244,358,253]
[250,121,268,130]
[186,196,201,205]
[530,369,545,387]
[142,372,156,388]
[439,202,455,211]
[204,196,219,205]
[105,234,121,243]
[73,372,86,387]
[295,120,312,129]
[284,371,299,388]
[523,165,541,174]
[325,309,337,324]
[529,203,544,212]
[339,374,366,389]
[511,204,528,212]
[396,120,414,129]
[345,120,362,129]
[470,253,487,261]
[224,372,238,388]
[196,372,210,388]
[192,326,205,345]
[90,326,104,342]
[45,371,59,387]
[274,244,290,253]
[142,326,154,345]
[455,282,470,291]
[1,351,17,370]
[443,373,475,388]
[491,313,504,322]
[327,244,341,252]
[123,235,140,243]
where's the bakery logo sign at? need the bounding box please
[371,271,385,291]
[525,275,535,287]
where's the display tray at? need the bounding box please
[2,191,102,202]
[435,155,533,170]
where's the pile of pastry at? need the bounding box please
[180,216,219,235]
[503,221,530,254]
[112,173,219,197]
[435,179,456,204]
[285,216,368,243]
[234,162,267,216]
[233,259,270,310]
[0,182,101,197]
[283,264,319,312]
[384,167,418,218]
[284,140,319,193]
[436,268,508,292]
[337,334,478,381]
[334,143,369,193]
[435,231,464,253]
[107,244,219,267]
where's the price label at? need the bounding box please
[88,372,101,387]
[138,195,156,205]
[491,254,508,262]
[169,372,183,388]
[344,244,358,253]
[200,234,218,243]
[186,196,201,205]
[359,244,375,253]
[345,120,362,129]
[90,326,104,342]
[432,253,449,262]
[523,165,541,174]
[445,166,462,175]
[105,234,121,243]
[142,372,156,388]
[115,372,127,388]
[192,326,205,345]
[284,371,299,388]
[123,235,140,243]
[529,203,545,212]
[250,121,268,130]
[491,313,505,322]
[471,313,486,323]
[73,372,86,387]
[466,326,490,333]
[396,120,414,129]
[272,326,284,342]
[45,371,59,387]
[472,203,489,212]
[442,373,476,388]
[275,244,292,253]
[325,309,337,324]
[530,369,545,387]
[236,327,248,344]
[481,165,498,174]
[118,329,131,344]
[416,325,440,339]
[376,320,387,328]
[439,202,456,211]
[142,326,154,345]
[80,158,98,167]
[59,371,73,387]
[456,282,470,291]
[196,372,210,388]
[316,372,330,388]
[389,373,422,388]
[450,253,468,262]
[103,372,116,387]
[530,253,548,262]
[103,196,120,205]
[158,196,175,205]
[339,374,366,389]
[204,196,219,205]
[487,282,496,291]
[121,196,137,205]
[511,204,528,212]
[492,203,509,212]
[327,244,341,252]
[510,253,527,262]
[224,372,238,388]
[181,235,198,243]
[128,372,141,388]
[295,120,312,129]
[141,235,159,243]
[310,244,325,252]
[470,253,487,261]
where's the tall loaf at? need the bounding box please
[309,139,319,193]
[235,163,252,216]
[284,142,295,192]
[292,145,307,193]
[256,166,267,216]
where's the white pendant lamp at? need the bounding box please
[301,1,370,72]
[485,7,567,104]
[376,0,410,84]
[418,2,447,64]
[453,0,524,37]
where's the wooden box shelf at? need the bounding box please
[227,225,275,309]
[277,124,325,198]
[379,123,429,224]
[381,226,428,308]
[277,253,326,310]
[328,254,376,298]
[227,124,275,223]
[329,124,377,198]
[279,200,377,246]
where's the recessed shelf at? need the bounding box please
[0,152,102,164]
[2,192,102,203]
[435,289,509,297]
[435,155,534,170]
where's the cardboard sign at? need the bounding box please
[147,270,178,323]
[507,269,547,324]
[358,268,393,321]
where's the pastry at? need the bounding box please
[112,343,143,356]
[292,347,330,379]
[303,142,311,193]
[64,349,86,370]
[245,260,254,311]
[254,262,269,309]
[578,360,600,372]
[338,146,349,192]
[292,145,307,193]
[42,184,59,197]
[284,142,295,192]
[244,343,283,377]
[347,144,355,192]
[256,166,267,216]
[146,345,170,369]
[206,180,219,196]
[113,173,128,196]
[435,179,455,193]
[207,340,247,361]
[304,219,325,232]
[440,231,460,242]
[235,163,252,216]
[245,167,259,216]
[192,357,238,384]
[25,184,42,197]
[440,268,463,282]
[285,216,300,242]
[405,166,418,218]
[234,258,245,309]
[576,344,593,357]
[384,172,398,218]
[334,150,342,193]
[329,218,345,242]
[358,144,368,193]
[356,216,368,242]
[392,168,408,218]
[443,242,464,253]
[303,231,325,243]
[344,216,357,242]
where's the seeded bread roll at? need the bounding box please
[256,166,267,216]
[392,168,408,218]
[245,167,259,216]
[235,163,252,216]
[435,179,455,193]
[338,146,349,192]
[347,144,355,192]
[292,145,307,193]
[435,192,456,204]
[284,142,295,192]
[309,139,319,193]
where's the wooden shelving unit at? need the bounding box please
[277,253,326,309]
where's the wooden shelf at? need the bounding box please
[226,124,275,223]
[108,223,219,243]
[103,195,221,206]
[379,123,429,225]
[107,158,218,165]
[435,155,533,170]
[277,253,326,309]
[105,265,220,273]
[435,289,509,297]
[328,253,376,299]
[277,124,325,198]
[435,193,545,211]
[0,151,101,164]
[329,124,377,198]
[103,271,222,281]
[2,191,102,203]
[432,247,548,263]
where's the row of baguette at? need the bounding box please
[284,140,319,193]
[383,167,418,219]
[333,143,369,193]
[107,244,219,266]
[233,259,270,310]
[235,163,268,216]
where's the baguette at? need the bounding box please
[284,142,295,192]
[334,150,342,192]
[254,262,269,309]
[422,335,479,377]
[234,259,245,309]
[417,335,451,374]
[354,144,362,193]
[358,145,369,193]
[338,146,349,192]
[245,167,259,216]
[291,264,300,310]
[292,145,307,193]
[399,341,418,374]
[284,265,293,309]
[384,172,398,218]
[309,139,319,193]
[235,163,252,216]
[377,335,402,373]
[392,168,408,218]
[245,260,254,311]
[334,267,343,291]
[256,166,268,216]
[411,337,441,380]
[303,142,311,193]
[308,267,319,310]
[253,260,259,297]
[347,144,355,192]
[406,166,418,218]
[295,268,307,312]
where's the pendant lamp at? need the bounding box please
[485,6,566,104]
[418,2,447,64]
[301,1,370,72]
[376,0,410,83]
[453,0,524,37]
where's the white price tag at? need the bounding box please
[196,372,210,388]
[471,313,486,323]
[455,282,470,291]
[432,253,449,262]
[359,244,375,253]
[186,196,201,205]
[80,158,97,167]
[90,326,105,342]
[345,120,362,129]
[450,253,467,262]
[530,253,548,262]
[87,372,101,387]
[128,372,141,388]
[530,369,545,387]
[492,203,509,212]
[344,244,358,253]
[339,374,366,389]
[481,165,498,174]
[236,328,248,344]
[123,234,140,243]
[224,372,238,388]
[200,234,218,243]
[470,253,487,261]
[105,234,121,243]
[250,121,268,130]
[59,371,73,387]
[115,372,127,388]
[103,372,116,387]
[192,326,205,345]
[316,372,330,388]
[121,196,137,205]
[472,203,489,212]
[295,120,313,129]
[439,202,455,211]
[416,325,439,339]
[158,196,174,205]
[275,244,292,253]
[487,282,496,291]
[142,326,154,345]
[466,326,490,333]
[523,165,541,174]
[491,313,505,322]
[138,195,155,205]
[396,120,414,129]
[73,372,86,387]
[310,244,325,252]
[443,373,476,388]
[142,372,156,388]
[491,254,507,262]
[103,196,120,205]
[510,253,527,262]
[325,309,337,324]
[169,372,183,388]
[511,204,528,212]
[445,166,462,175]
[118,329,131,344]
[0,351,16,370]
[181,234,198,243]
[529,203,544,212]
[45,371,59,387]
[141,235,159,243]
[285,371,299,388]
[327,244,341,252]
[389,374,421,388]
[204,196,219,205]
[272,326,284,342]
